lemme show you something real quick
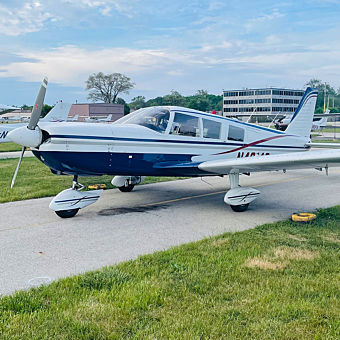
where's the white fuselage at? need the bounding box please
[32,107,309,177]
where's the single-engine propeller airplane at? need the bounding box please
[7,78,340,218]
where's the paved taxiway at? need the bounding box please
[1,169,340,295]
[0,150,33,159]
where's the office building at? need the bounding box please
[223,88,304,116]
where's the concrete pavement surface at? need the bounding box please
[1,169,340,295]
[0,150,33,159]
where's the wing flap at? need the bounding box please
[198,150,340,174]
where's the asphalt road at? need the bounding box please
[1,169,340,296]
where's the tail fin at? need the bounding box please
[105,114,112,121]
[41,102,71,122]
[285,87,318,137]
[70,114,79,121]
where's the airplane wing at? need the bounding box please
[198,149,340,174]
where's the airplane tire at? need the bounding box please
[55,208,79,218]
[118,184,135,192]
[230,204,249,212]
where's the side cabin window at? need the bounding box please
[170,113,200,137]
[202,118,221,139]
[228,125,244,142]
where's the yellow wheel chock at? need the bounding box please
[291,212,316,222]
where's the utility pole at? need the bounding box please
[323,83,327,112]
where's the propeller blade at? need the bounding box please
[27,77,48,130]
[11,146,26,189]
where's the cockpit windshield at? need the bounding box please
[116,107,170,133]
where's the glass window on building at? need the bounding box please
[202,119,221,139]
[224,91,238,97]
[170,113,200,137]
[228,125,244,142]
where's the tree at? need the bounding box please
[163,90,184,106]
[305,78,336,111]
[116,97,130,115]
[145,96,164,107]
[129,96,146,110]
[41,104,53,117]
[85,72,135,103]
[196,89,208,97]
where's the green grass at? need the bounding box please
[0,157,187,203]
[319,127,340,133]
[1,207,340,339]
[312,139,340,143]
[0,142,22,152]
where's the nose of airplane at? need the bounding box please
[8,126,42,148]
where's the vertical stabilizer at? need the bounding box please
[41,102,72,122]
[285,87,318,137]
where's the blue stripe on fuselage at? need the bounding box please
[50,135,306,150]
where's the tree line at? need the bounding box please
[305,79,340,113]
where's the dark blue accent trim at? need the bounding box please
[32,151,206,176]
[51,134,238,146]
[56,196,100,203]
[50,135,306,150]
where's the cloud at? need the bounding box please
[0,45,199,86]
[245,8,285,32]
[1,34,340,90]
[0,0,136,37]
[62,0,136,16]
[0,1,55,36]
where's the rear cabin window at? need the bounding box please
[170,113,200,137]
[202,119,221,139]
[228,125,244,142]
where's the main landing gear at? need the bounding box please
[224,172,260,212]
[111,176,145,192]
[49,175,104,218]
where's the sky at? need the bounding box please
[0,0,340,106]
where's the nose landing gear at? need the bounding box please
[50,175,104,218]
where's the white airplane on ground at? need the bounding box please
[311,116,328,131]
[69,114,79,122]
[85,114,112,122]
[0,101,71,143]
[0,104,18,111]
[275,109,330,132]
[8,79,340,218]
[0,113,23,123]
